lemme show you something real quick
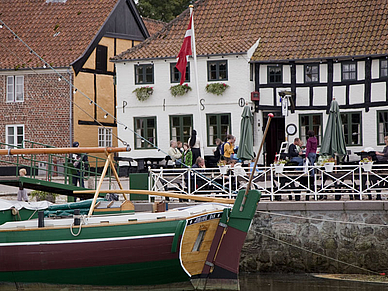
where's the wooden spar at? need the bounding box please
[88,154,112,217]
[239,113,274,212]
[0,146,130,156]
[75,189,235,204]
[108,154,128,201]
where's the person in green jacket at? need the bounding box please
[182,143,193,167]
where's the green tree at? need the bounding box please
[136,0,191,22]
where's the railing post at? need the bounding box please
[270,165,274,201]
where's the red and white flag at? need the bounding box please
[175,13,193,85]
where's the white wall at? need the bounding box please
[116,54,257,159]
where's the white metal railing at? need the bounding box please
[147,163,388,201]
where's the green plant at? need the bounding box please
[133,86,153,101]
[360,157,373,163]
[30,190,59,203]
[205,82,229,95]
[170,84,192,97]
[274,159,287,165]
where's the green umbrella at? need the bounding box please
[237,105,254,161]
[320,100,347,157]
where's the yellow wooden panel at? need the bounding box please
[180,218,221,276]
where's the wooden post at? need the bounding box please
[108,156,128,201]
[87,154,112,217]
[239,113,274,211]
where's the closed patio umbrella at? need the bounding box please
[237,105,254,161]
[320,100,347,157]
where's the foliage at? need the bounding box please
[136,0,191,22]
[317,155,336,166]
[170,83,192,97]
[360,157,373,163]
[133,86,153,102]
[274,159,287,165]
[205,82,229,95]
[30,190,59,202]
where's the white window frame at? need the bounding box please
[6,124,24,148]
[7,76,24,102]
[98,127,112,147]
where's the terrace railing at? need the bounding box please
[148,163,388,201]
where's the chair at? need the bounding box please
[275,141,289,161]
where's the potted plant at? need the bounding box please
[170,83,192,97]
[217,160,229,175]
[360,157,373,172]
[322,157,336,172]
[205,82,229,95]
[30,190,59,203]
[133,86,153,102]
[274,159,287,174]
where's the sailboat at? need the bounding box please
[0,145,261,290]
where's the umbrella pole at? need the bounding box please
[239,113,274,211]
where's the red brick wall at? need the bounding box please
[0,72,72,148]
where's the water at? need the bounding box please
[239,273,388,291]
[1,273,387,290]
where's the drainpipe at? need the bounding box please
[68,68,73,146]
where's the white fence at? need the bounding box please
[147,163,388,201]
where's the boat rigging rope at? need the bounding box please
[70,215,86,237]
[258,231,381,276]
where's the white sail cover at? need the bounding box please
[0,199,52,211]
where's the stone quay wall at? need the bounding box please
[241,201,388,274]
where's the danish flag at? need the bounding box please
[175,13,193,85]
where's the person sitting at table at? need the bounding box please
[288,138,304,167]
[376,136,388,162]
[189,157,206,191]
[182,143,192,167]
[168,140,182,166]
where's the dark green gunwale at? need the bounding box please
[0,259,189,286]
[0,219,184,243]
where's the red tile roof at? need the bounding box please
[0,0,119,70]
[142,17,166,36]
[114,0,388,62]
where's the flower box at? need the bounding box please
[324,162,335,172]
[361,162,373,172]
[274,163,285,174]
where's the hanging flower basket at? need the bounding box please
[219,165,230,175]
[361,162,373,172]
[133,86,153,102]
[274,162,286,174]
[324,162,335,172]
[170,84,192,97]
[205,82,229,95]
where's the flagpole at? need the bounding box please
[190,5,205,159]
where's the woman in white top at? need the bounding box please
[188,129,201,166]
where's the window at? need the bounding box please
[377,111,388,144]
[268,66,282,83]
[98,127,112,147]
[170,115,192,143]
[340,112,362,145]
[380,59,388,78]
[206,113,231,146]
[134,117,157,149]
[6,125,24,148]
[207,60,228,81]
[299,114,322,145]
[305,64,319,83]
[95,45,108,72]
[135,64,154,84]
[170,62,190,83]
[7,76,24,102]
[342,62,357,81]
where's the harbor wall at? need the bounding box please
[241,201,388,274]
